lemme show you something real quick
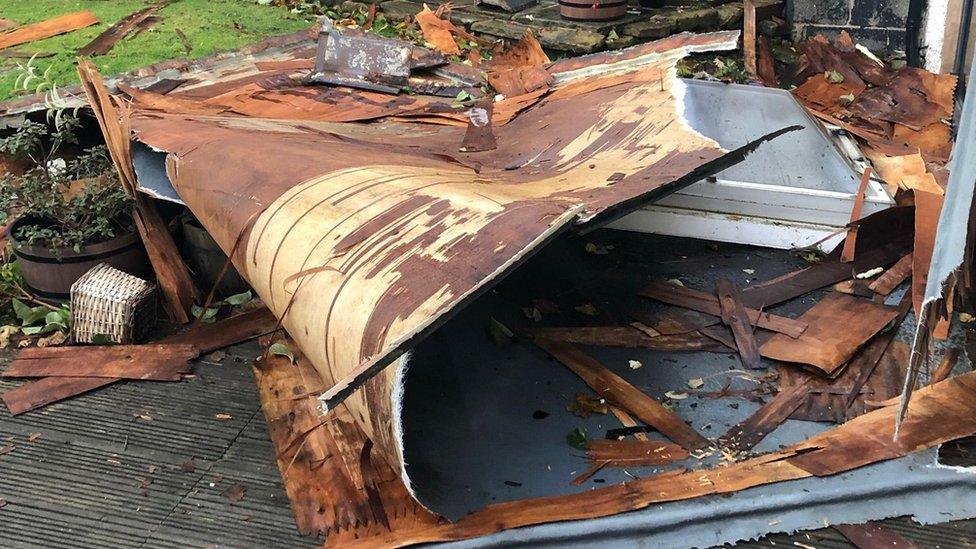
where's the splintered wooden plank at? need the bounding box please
[252,336,438,534]
[533,339,711,451]
[0,309,277,415]
[629,307,719,335]
[587,439,689,466]
[868,252,913,295]
[718,381,809,452]
[716,280,762,369]
[3,343,197,380]
[639,280,807,338]
[840,167,873,263]
[759,293,899,376]
[0,11,99,50]
[78,3,168,57]
[327,371,976,548]
[2,377,115,415]
[517,326,731,352]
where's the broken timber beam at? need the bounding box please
[533,338,711,451]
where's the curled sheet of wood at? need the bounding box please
[124,31,800,487]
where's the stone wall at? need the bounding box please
[788,0,911,53]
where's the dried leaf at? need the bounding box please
[665,391,689,400]
[825,70,844,83]
[628,359,643,370]
[0,445,14,456]
[137,476,153,489]
[181,459,196,473]
[223,483,246,502]
[215,413,233,421]
[687,378,704,389]
[567,393,608,418]
[27,433,41,442]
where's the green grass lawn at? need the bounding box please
[0,0,315,102]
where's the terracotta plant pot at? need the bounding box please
[10,215,151,301]
[559,0,628,21]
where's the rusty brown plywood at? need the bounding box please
[125,32,776,479]
[2,344,198,380]
[759,293,899,376]
[0,11,98,50]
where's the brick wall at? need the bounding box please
[788,0,910,53]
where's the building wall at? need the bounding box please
[788,0,911,53]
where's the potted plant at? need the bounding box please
[0,112,149,300]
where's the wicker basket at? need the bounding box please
[71,263,157,344]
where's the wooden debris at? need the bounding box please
[2,377,115,416]
[587,439,689,467]
[840,167,873,263]
[608,406,649,441]
[570,460,609,486]
[868,252,913,295]
[1,344,198,381]
[0,11,99,50]
[78,3,168,57]
[716,280,762,369]
[759,293,899,376]
[718,381,810,452]
[866,150,944,196]
[834,522,921,549]
[930,348,960,385]
[253,335,440,534]
[640,280,807,338]
[518,326,731,352]
[743,0,757,77]
[533,339,711,451]
[630,307,719,335]
[328,371,976,547]
[486,33,552,98]
[0,308,276,415]
[77,59,199,323]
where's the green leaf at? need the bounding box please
[455,90,472,103]
[223,290,253,306]
[44,311,64,326]
[12,298,48,326]
[269,342,296,364]
[91,333,114,345]
[21,325,42,335]
[566,427,588,451]
[191,305,219,323]
[824,70,844,83]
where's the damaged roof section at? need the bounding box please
[120,30,796,477]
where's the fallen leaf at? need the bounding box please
[148,464,158,474]
[206,350,227,362]
[567,393,608,418]
[584,242,614,255]
[137,476,153,489]
[135,413,153,421]
[487,316,514,344]
[574,303,599,316]
[107,458,122,466]
[36,330,68,348]
[687,377,704,389]
[0,498,6,508]
[665,391,689,400]
[522,307,542,322]
[825,70,844,83]
[959,312,974,323]
[0,445,14,456]
[215,413,233,421]
[667,278,684,287]
[182,459,197,473]
[742,269,755,275]
[0,325,17,348]
[268,342,296,364]
[27,433,41,442]
[566,427,587,450]
[223,483,246,502]
[628,359,643,370]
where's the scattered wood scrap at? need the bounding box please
[716,279,763,369]
[533,339,711,451]
[518,326,731,352]
[0,11,99,50]
[1,344,198,380]
[0,308,277,415]
[328,371,976,547]
[868,252,913,295]
[718,380,810,452]
[78,2,169,57]
[759,293,899,376]
[587,439,689,467]
[639,280,807,338]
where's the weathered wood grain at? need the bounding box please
[0,11,98,50]
[3,344,197,380]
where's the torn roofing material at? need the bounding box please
[123,31,797,481]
